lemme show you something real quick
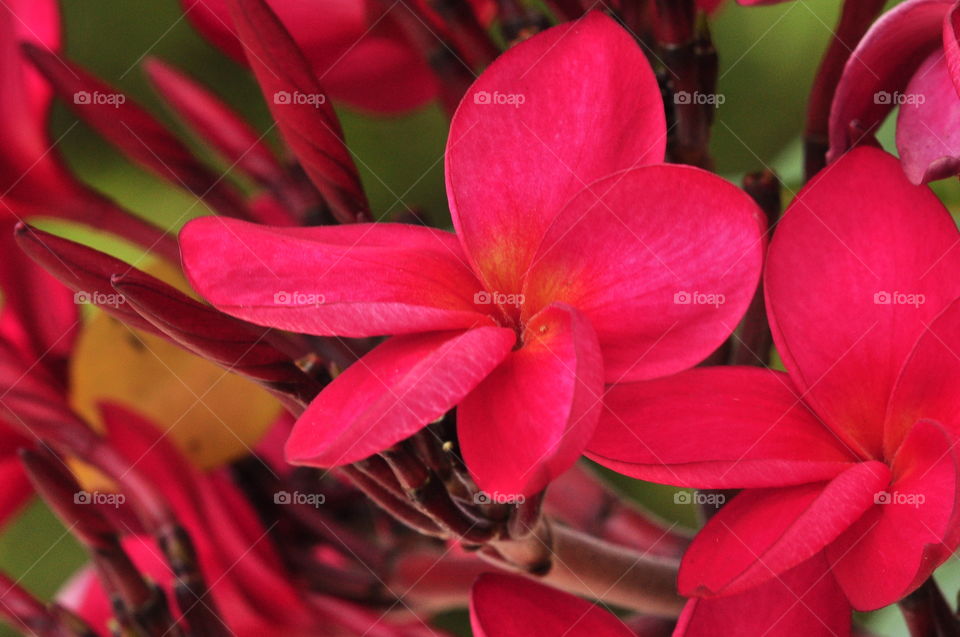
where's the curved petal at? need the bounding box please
[587,367,858,489]
[180,217,497,337]
[896,51,960,183]
[524,165,764,383]
[827,419,960,610]
[885,299,960,454]
[470,573,634,637]
[459,303,603,497]
[679,461,890,598]
[446,11,666,297]
[675,554,851,637]
[828,0,950,161]
[765,147,960,458]
[286,327,515,467]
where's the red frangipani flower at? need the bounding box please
[588,147,960,635]
[180,12,764,497]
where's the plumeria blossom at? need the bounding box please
[180,11,764,498]
[829,0,960,183]
[588,147,960,635]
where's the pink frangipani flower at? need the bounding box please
[180,12,764,497]
[588,147,960,635]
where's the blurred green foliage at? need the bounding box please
[5,1,955,636]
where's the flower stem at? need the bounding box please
[803,0,886,181]
[898,577,960,637]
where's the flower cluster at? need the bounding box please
[2,0,960,636]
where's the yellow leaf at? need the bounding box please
[69,261,282,471]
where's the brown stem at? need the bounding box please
[730,171,781,367]
[656,5,716,169]
[899,577,960,637]
[485,517,683,617]
[803,0,886,181]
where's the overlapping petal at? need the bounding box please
[679,462,888,597]
[587,367,858,488]
[458,303,603,497]
[446,11,666,297]
[765,147,960,458]
[828,0,950,163]
[896,52,960,184]
[523,165,763,383]
[286,327,515,468]
[827,419,960,610]
[180,217,497,337]
[675,554,851,637]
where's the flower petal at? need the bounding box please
[679,461,890,597]
[828,0,950,161]
[523,165,764,383]
[885,298,960,454]
[675,554,851,637]
[180,217,496,337]
[459,303,603,497]
[827,419,960,610]
[470,573,634,637]
[446,11,665,296]
[896,51,960,183]
[587,367,858,489]
[286,327,515,467]
[765,147,960,458]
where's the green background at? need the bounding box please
[4,0,954,635]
